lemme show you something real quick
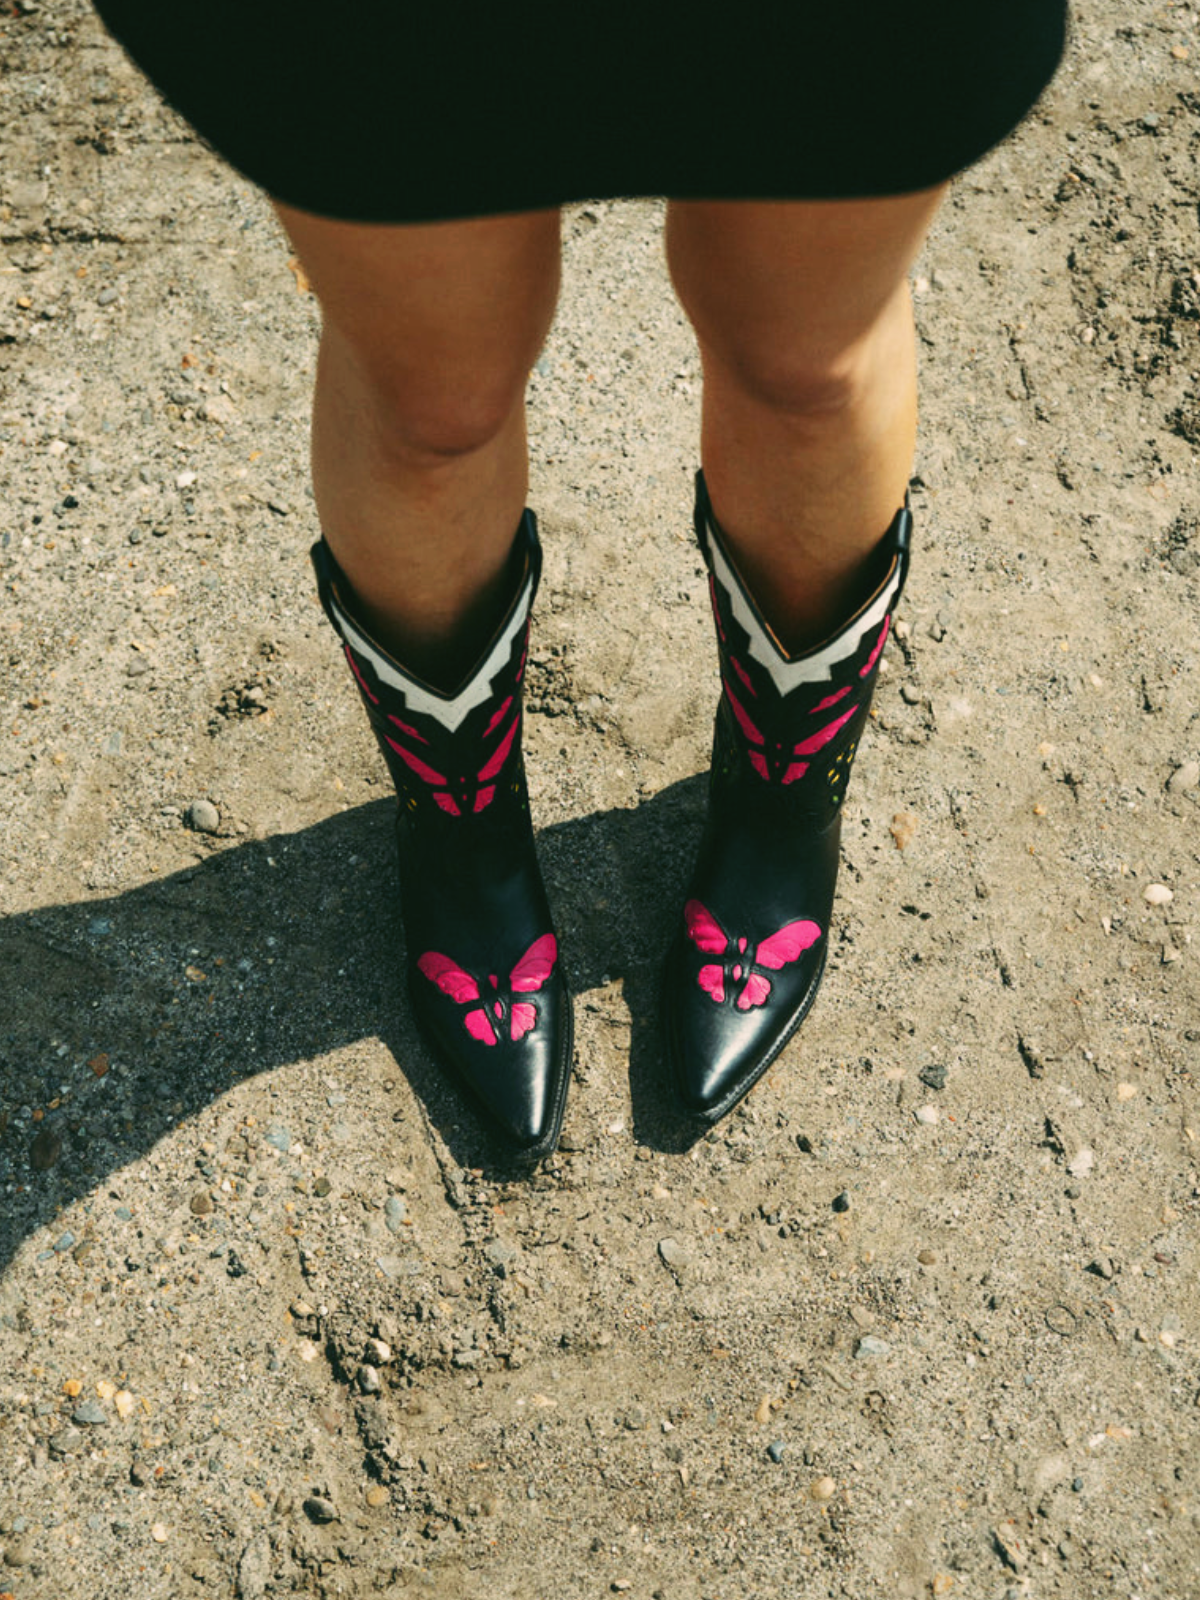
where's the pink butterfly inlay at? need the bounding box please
[684,900,821,1011]
[417,934,557,1045]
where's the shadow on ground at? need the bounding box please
[0,777,709,1273]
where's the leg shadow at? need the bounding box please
[0,777,708,1274]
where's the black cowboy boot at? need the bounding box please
[311,515,572,1157]
[663,472,911,1123]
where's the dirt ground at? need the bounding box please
[2,3,1199,1597]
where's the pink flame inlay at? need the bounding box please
[385,737,447,788]
[484,696,514,738]
[860,615,890,678]
[792,704,857,757]
[477,714,519,781]
[723,680,764,746]
[811,684,851,714]
[387,712,428,744]
[731,656,756,695]
[344,646,379,705]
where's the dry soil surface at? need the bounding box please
[1,4,1199,1598]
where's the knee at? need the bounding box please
[382,380,524,461]
[714,338,872,421]
[322,325,531,462]
[365,360,527,462]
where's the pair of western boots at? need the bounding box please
[312,473,911,1157]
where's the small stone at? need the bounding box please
[189,1190,213,1216]
[383,1195,409,1234]
[54,1230,76,1253]
[918,1063,948,1091]
[290,1299,315,1320]
[313,1176,332,1197]
[915,1105,939,1125]
[365,1485,389,1508]
[1167,760,1200,794]
[150,1522,168,1543]
[767,1440,785,1463]
[30,1126,63,1171]
[1066,1148,1095,1178]
[1045,1304,1078,1336]
[357,1365,381,1394]
[992,1522,1026,1570]
[831,1190,851,1213]
[1086,1257,1115,1280]
[96,286,119,306]
[1143,883,1174,905]
[265,1127,291,1151]
[658,1237,691,1273]
[917,1249,938,1266]
[114,1391,135,1421]
[484,1238,517,1273]
[364,1338,393,1366]
[302,1496,338,1525]
[236,1530,272,1600]
[185,799,220,834]
[175,470,197,489]
[49,1426,84,1457]
[810,1476,837,1502]
[1072,1476,1085,1493]
[273,1490,295,1516]
[853,1335,891,1359]
[932,1577,954,1596]
[890,811,919,850]
[73,1400,108,1426]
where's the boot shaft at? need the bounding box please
[695,472,910,817]
[311,515,540,825]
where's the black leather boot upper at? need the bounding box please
[312,516,572,1156]
[664,473,911,1123]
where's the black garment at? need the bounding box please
[93,0,1067,223]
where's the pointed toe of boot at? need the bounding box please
[664,928,827,1124]
[412,966,574,1158]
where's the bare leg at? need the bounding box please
[665,190,946,651]
[275,204,561,684]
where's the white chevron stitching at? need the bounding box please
[328,564,533,735]
[704,512,901,693]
